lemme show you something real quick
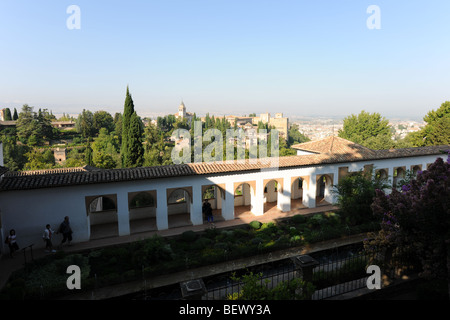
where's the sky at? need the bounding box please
[1,0,449,120]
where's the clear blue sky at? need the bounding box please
[1,0,449,119]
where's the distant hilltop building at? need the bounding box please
[223,112,289,140]
[173,103,289,140]
[175,101,194,124]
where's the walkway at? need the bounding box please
[0,201,338,293]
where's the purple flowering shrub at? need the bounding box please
[365,152,450,282]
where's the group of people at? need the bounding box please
[4,216,73,258]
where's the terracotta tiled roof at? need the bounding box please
[291,136,377,158]
[0,138,448,191]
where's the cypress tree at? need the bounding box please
[12,108,18,120]
[121,86,135,167]
[4,108,12,121]
[125,111,144,167]
[85,141,93,166]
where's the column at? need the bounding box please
[156,188,168,230]
[116,192,130,236]
[190,184,203,225]
[278,178,291,212]
[251,178,264,216]
[221,182,235,221]
[306,174,316,208]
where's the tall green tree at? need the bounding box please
[121,86,135,167]
[85,141,93,166]
[16,105,53,145]
[124,111,144,167]
[93,110,115,134]
[75,109,95,139]
[4,108,12,121]
[338,111,392,149]
[12,108,18,120]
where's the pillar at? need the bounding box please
[251,178,264,216]
[116,192,130,236]
[190,184,203,225]
[156,188,168,230]
[221,182,235,221]
[306,174,316,208]
[278,177,291,212]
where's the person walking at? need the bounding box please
[57,216,73,248]
[5,229,19,258]
[43,224,56,253]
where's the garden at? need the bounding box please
[0,210,380,300]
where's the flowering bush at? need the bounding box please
[367,152,450,290]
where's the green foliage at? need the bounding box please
[181,230,198,242]
[409,101,450,146]
[16,105,54,145]
[120,88,144,168]
[130,235,174,266]
[228,271,315,300]
[249,221,262,230]
[288,123,310,145]
[22,148,55,171]
[93,110,115,134]
[333,170,389,226]
[121,86,135,166]
[338,110,392,149]
[75,109,95,139]
[125,111,144,167]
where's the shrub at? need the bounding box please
[192,237,213,250]
[291,214,307,224]
[309,214,326,228]
[181,230,197,242]
[249,221,262,230]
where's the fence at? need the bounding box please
[204,248,420,300]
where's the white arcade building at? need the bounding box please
[0,137,448,253]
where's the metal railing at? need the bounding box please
[203,248,420,300]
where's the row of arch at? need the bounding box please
[86,174,334,239]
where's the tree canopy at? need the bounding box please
[408,101,450,147]
[338,111,393,150]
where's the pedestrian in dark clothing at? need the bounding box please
[57,216,73,247]
[203,199,214,223]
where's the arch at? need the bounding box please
[316,174,333,205]
[167,187,192,204]
[375,169,388,180]
[85,194,118,240]
[128,191,157,234]
[393,166,406,188]
[411,165,422,176]
[129,191,155,209]
[233,182,255,218]
[167,188,192,228]
[263,179,284,213]
[201,184,225,222]
[86,195,117,214]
